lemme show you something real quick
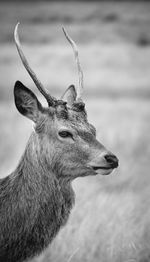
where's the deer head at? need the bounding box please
[14,23,118,181]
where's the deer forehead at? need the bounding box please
[54,116,94,138]
[36,107,94,137]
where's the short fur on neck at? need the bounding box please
[0,134,75,262]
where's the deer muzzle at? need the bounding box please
[88,152,119,175]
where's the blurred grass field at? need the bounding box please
[0,1,150,262]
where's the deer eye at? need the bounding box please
[58,130,73,139]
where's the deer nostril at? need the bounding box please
[104,154,119,168]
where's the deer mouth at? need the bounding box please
[91,160,118,171]
[92,166,112,171]
[90,165,115,176]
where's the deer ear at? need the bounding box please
[14,81,43,122]
[61,85,77,106]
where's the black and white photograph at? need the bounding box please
[0,0,150,261]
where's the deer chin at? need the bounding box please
[94,168,113,176]
[90,166,114,176]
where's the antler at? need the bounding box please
[14,23,55,106]
[62,27,84,102]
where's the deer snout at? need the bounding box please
[88,150,119,175]
[104,154,119,169]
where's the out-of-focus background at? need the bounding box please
[0,0,150,261]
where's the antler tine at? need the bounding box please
[14,23,55,106]
[62,27,84,102]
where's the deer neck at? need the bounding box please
[0,133,75,262]
[14,132,75,210]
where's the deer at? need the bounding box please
[0,23,118,262]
